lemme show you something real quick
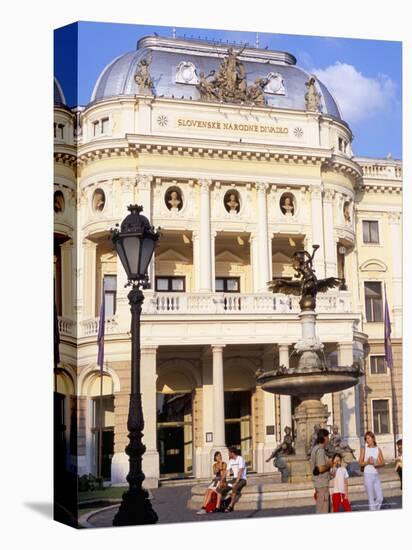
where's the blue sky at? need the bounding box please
[54,21,402,159]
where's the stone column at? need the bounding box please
[140,346,159,487]
[338,343,361,454]
[310,185,325,278]
[323,189,338,277]
[260,346,277,473]
[196,351,215,478]
[60,239,74,317]
[115,179,136,332]
[136,173,152,214]
[198,179,212,292]
[192,230,200,292]
[111,390,130,485]
[212,345,226,448]
[211,230,217,292]
[249,232,259,292]
[388,213,402,338]
[83,238,97,317]
[77,396,88,475]
[278,345,292,433]
[136,174,155,289]
[256,183,270,292]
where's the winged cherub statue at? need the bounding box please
[268,245,345,311]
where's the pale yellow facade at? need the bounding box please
[53,38,402,487]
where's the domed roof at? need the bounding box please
[54,77,66,106]
[91,36,342,121]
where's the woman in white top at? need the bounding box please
[359,431,385,511]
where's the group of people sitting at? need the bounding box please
[196,432,403,517]
[196,446,247,514]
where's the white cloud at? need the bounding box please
[310,62,397,123]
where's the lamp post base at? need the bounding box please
[112,488,158,526]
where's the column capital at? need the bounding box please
[82,238,98,249]
[310,184,323,199]
[323,188,335,202]
[121,177,135,192]
[278,343,290,352]
[136,172,153,189]
[198,178,212,190]
[211,344,226,353]
[60,238,74,249]
[255,181,269,193]
[337,342,354,355]
[141,346,158,354]
[388,212,401,224]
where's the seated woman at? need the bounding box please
[196,451,227,514]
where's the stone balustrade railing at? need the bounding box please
[358,161,402,180]
[144,292,296,314]
[142,291,352,315]
[79,316,119,337]
[58,317,76,336]
[57,291,352,337]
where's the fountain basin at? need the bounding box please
[257,367,360,397]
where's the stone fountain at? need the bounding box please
[257,245,363,482]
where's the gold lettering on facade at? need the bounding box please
[176,118,289,135]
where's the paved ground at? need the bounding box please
[84,485,402,528]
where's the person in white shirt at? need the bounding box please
[359,430,385,511]
[217,446,247,512]
[330,454,352,512]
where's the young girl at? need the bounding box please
[196,451,227,514]
[359,431,385,511]
[330,454,352,512]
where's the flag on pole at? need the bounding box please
[384,288,394,369]
[54,283,60,369]
[97,284,105,371]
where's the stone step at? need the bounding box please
[187,472,402,510]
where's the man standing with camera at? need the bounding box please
[310,428,332,513]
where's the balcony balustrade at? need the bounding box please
[58,291,352,338]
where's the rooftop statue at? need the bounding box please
[246,77,268,105]
[268,245,345,311]
[135,55,154,95]
[197,71,219,101]
[305,75,322,112]
[195,45,268,105]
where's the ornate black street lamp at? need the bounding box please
[111,205,160,526]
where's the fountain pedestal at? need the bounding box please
[257,310,362,482]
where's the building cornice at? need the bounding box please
[54,144,77,167]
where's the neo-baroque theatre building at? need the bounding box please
[54,36,402,487]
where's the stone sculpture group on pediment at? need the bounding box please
[134,47,322,110]
[196,46,269,105]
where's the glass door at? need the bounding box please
[157,393,193,477]
[91,395,115,480]
[224,391,252,468]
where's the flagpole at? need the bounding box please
[384,284,397,459]
[97,281,106,482]
[99,361,103,481]
[54,281,60,393]
[389,361,397,460]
